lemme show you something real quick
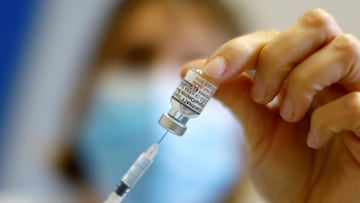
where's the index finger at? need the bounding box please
[181,30,279,82]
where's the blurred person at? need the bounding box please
[55,0,249,203]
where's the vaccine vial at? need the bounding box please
[159,67,218,136]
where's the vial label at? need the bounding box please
[172,69,217,115]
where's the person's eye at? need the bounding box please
[121,44,158,66]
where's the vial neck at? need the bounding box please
[168,108,189,124]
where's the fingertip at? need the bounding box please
[280,96,295,121]
[203,57,226,78]
[251,74,280,105]
[307,131,319,149]
[250,76,268,104]
[308,113,333,149]
[279,96,306,123]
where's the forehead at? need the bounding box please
[117,2,173,44]
[115,2,227,47]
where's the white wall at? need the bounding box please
[226,0,360,37]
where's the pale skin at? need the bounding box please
[182,9,360,203]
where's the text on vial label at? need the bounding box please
[171,69,217,115]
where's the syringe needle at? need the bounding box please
[157,131,168,144]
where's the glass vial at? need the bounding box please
[159,67,218,136]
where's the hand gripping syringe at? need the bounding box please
[103,143,159,203]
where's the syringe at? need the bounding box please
[103,132,168,203]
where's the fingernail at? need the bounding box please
[307,131,317,148]
[203,57,226,78]
[251,78,267,103]
[280,96,294,120]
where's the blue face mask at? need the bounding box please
[77,65,244,203]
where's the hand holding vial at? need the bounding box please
[181,8,360,203]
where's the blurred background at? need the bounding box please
[1,0,360,203]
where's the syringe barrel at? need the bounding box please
[103,192,124,203]
[121,152,153,187]
[104,144,159,203]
